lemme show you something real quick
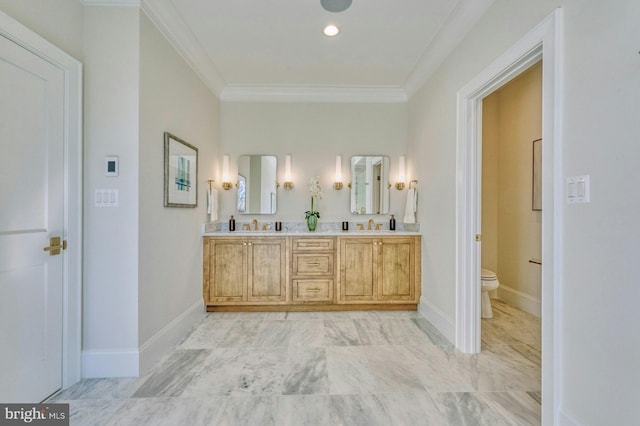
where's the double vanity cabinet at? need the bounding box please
[202,233,421,311]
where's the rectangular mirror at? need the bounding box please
[237,155,277,214]
[350,156,390,214]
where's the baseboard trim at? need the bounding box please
[418,297,455,343]
[82,349,139,378]
[558,408,582,426]
[497,284,541,318]
[139,300,206,375]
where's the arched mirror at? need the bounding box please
[350,155,390,214]
[237,155,277,214]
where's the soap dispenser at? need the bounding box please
[389,214,396,231]
[229,215,236,232]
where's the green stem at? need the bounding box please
[311,196,314,213]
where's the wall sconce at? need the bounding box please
[395,155,406,190]
[334,155,343,190]
[222,154,232,190]
[283,154,294,190]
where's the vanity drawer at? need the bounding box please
[291,237,335,252]
[292,253,334,275]
[292,279,334,302]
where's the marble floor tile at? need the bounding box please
[326,346,378,394]
[179,318,236,349]
[287,320,326,347]
[104,397,225,426]
[62,399,126,426]
[432,392,514,426]
[181,347,287,397]
[401,343,475,392]
[478,391,541,425]
[275,395,334,426]
[412,317,454,347]
[132,349,210,398]
[51,300,540,425]
[281,347,328,395]
[49,378,142,401]
[324,319,362,346]
[218,319,268,347]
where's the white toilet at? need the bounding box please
[481,269,500,319]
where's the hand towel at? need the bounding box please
[207,187,218,222]
[403,187,417,223]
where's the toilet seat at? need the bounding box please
[481,268,497,280]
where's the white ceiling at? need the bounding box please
[135,0,496,101]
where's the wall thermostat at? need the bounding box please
[105,156,119,177]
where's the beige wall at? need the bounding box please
[408,0,640,423]
[481,93,499,274]
[482,63,542,316]
[219,102,408,223]
[0,0,83,60]
[138,12,219,368]
[82,6,140,369]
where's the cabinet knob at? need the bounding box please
[243,242,247,246]
[379,241,383,245]
[248,242,253,246]
[373,242,377,246]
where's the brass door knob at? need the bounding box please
[43,237,67,256]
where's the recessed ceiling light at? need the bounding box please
[323,24,340,37]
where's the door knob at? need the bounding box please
[43,237,67,256]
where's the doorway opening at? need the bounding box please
[454,9,563,425]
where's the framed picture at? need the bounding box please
[532,138,542,211]
[164,132,198,207]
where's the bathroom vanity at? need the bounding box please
[202,232,421,312]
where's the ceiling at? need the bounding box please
[138,0,495,101]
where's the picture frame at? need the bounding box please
[532,138,542,211]
[164,132,198,207]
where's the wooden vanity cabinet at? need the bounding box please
[338,237,420,304]
[203,237,287,305]
[290,237,335,304]
[203,234,419,311]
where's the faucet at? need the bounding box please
[242,223,251,231]
[367,219,375,230]
[252,219,258,230]
[262,223,270,231]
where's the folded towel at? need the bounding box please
[207,187,218,222]
[403,187,417,223]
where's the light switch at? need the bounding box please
[567,175,590,203]
[95,189,119,207]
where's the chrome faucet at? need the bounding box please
[368,219,375,230]
[252,219,259,230]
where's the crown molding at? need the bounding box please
[81,0,140,6]
[220,85,408,103]
[403,0,496,98]
[140,0,225,96]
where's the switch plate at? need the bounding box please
[95,189,118,207]
[567,175,590,203]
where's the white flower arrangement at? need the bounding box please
[305,176,323,219]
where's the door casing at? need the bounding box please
[454,8,564,425]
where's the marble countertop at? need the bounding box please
[202,230,420,237]
[202,221,420,237]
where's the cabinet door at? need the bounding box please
[377,238,415,301]
[206,238,246,302]
[339,238,376,302]
[248,238,287,302]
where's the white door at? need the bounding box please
[0,33,66,402]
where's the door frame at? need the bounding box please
[454,9,563,425]
[0,11,83,390]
